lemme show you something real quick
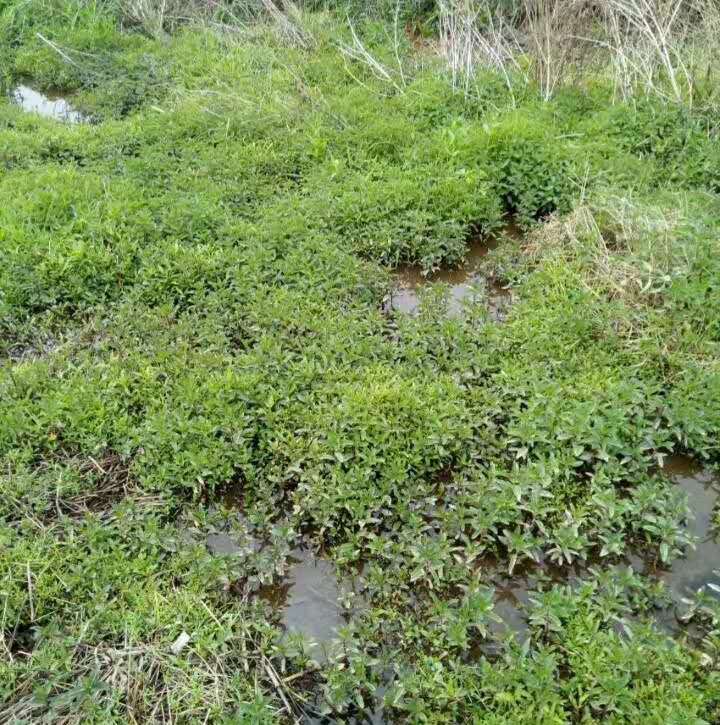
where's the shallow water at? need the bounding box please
[657,455,720,603]
[206,530,262,556]
[259,548,349,653]
[233,452,719,723]
[466,457,720,649]
[244,453,720,656]
[484,575,532,650]
[481,557,586,651]
[390,233,514,319]
[10,85,86,123]
[207,487,351,649]
[214,454,719,709]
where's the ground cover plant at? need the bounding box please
[2,0,720,722]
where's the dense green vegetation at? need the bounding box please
[2,1,720,722]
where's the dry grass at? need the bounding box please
[524,194,694,316]
[120,0,204,36]
[600,0,720,107]
[119,0,314,47]
[339,5,412,93]
[437,0,526,98]
[0,627,285,724]
[523,0,596,101]
[435,0,596,101]
[435,0,720,106]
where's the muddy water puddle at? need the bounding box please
[390,233,514,319]
[477,557,588,654]
[206,530,262,556]
[10,84,86,123]
[206,527,354,654]
[208,493,357,651]
[208,455,718,694]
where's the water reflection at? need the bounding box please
[390,232,514,319]
[259,549,352,655]
[657,455,720,603]
[10,85,86,123]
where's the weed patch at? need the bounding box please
[2,3,720,722]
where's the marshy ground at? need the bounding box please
[2,1,720,722]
